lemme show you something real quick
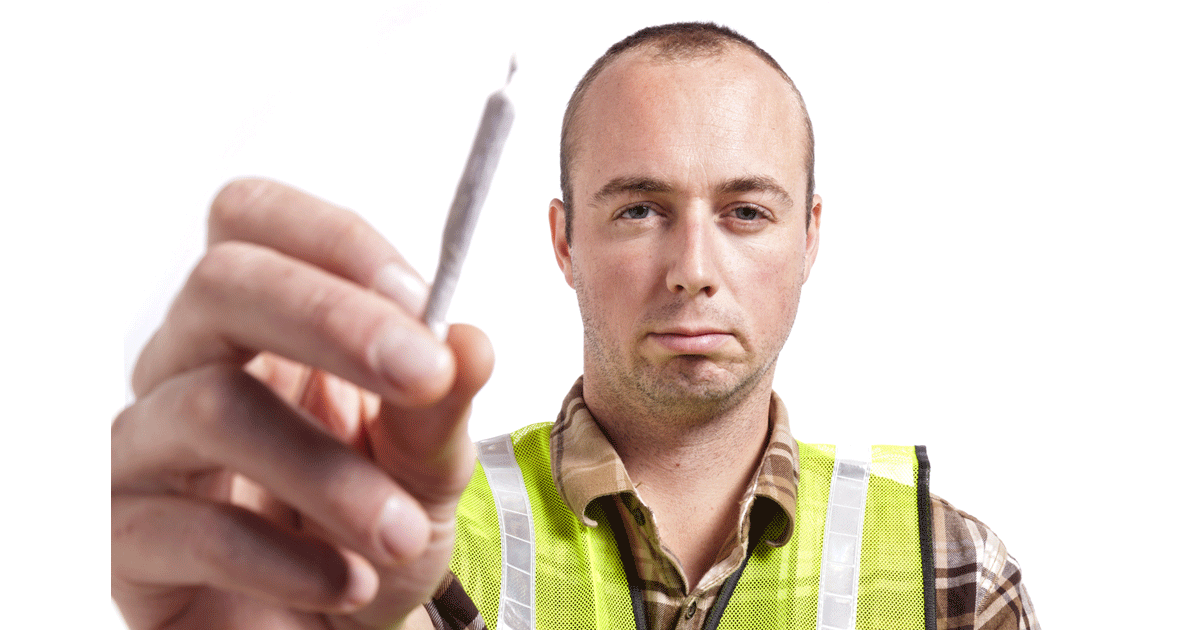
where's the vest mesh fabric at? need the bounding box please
[852,445,926,629]
[455,423,634,630]
[450,424,926,629]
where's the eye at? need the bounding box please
[732,206,761,221]
[620,204,657,220]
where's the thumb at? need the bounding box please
[368,323,494,520]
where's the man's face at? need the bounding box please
[551,47,821,422]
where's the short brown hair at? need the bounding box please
[559,22,815,243]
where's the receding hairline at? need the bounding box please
[563,37,811,167]
[559,23,816,239]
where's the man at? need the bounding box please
[111,22,1037,630]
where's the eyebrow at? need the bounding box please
[718,176,794,208]
[590,177,675,205]
[589,175,794,208]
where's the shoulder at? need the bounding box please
[930,494,1040,630]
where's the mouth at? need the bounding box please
[646,329,735,354]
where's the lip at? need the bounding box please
[647,330,734,354]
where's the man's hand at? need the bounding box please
[111,179,493,629]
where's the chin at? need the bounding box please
[632,359,764,416]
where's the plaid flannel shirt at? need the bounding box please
[425,380,1039,630]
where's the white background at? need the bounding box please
[3,1,1197,627]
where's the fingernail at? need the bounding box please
[337,553,379,611]
[374,262,428,316]
[372,325,452,393]
[378,495,430,563]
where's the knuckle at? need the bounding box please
[183,365,249,440]
[299,281,388,374]
[189,502,243,571]
[110,496,145,546]
[190,242,253,297]
[296,278,344,333]
[209,178,279,239]
[326,212,372,259]
[184,243,271,322]
[111,404,134,452]
[321,464,378,525]
[316,206,390,285]
[111,405,143,480]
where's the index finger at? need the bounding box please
[209,178,428,316]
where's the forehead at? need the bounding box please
[572,47,807,200]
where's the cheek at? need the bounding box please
[736,246,805,326]
[574,246,649,323]
[582,244,653,296]
[750,267,798,308]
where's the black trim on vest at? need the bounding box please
[603,495,772,630]
[602,496,649,630]
[915,445,936,630]
[701,512,770,630]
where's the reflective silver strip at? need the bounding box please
[816,445,873,630]
[476,434,536,630]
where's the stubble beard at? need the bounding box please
[577,283,791,427]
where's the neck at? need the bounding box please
[598,393,770,493]
[583,374,775,589]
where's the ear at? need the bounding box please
[800,193,822,284]
[549,198,575,288]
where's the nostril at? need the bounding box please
[670,282,716,296]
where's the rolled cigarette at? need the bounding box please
[423,59,516,340]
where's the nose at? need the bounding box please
[665,212,720,297]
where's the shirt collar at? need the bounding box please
[549,377,799,546]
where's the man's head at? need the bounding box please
[559,22,816,244]
[549,23,823,424]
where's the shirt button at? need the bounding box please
[685,601,697,619]
[632,507,646,527]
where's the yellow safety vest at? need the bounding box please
[451,423,933,630]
